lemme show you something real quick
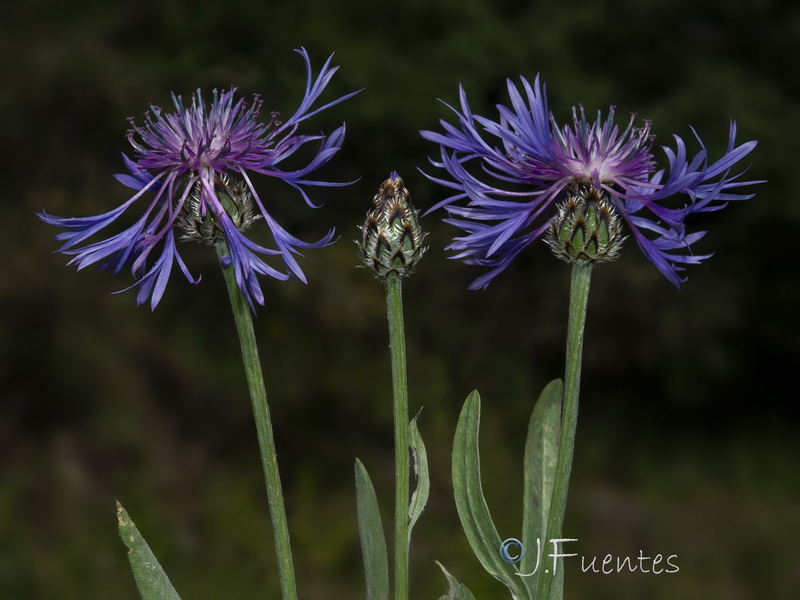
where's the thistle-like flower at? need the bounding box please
[39,48,360,309]
[421,75,762,288]
[358,172,427,280]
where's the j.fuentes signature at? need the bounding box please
[499,538,679,575]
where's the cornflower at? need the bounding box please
[40,48,359,309]
[421,75,761,288]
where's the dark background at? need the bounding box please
[2,0,798,598]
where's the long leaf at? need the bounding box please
[452,390,529,599]
[355,459,390,600]
[408,413,430,542]
[521,380,563,598]
[116,501,182,600]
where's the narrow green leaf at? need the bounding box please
[452,390,529,599]
[436,561,478,600]
[408,413,430,542]
[354,459,390,600]
[116,501,182,600]
[521,379,564,598]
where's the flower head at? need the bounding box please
[358,172,427,280]
[39,48,359,309]
[544,186,626,265]
[421,75,762,288]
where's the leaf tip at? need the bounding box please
[116,500,128,528]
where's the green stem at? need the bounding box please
[216,241,297,600]
[385,275,410,600]
[536,262,593,600]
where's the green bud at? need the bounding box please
[358,172,427,279]
[176,173,260,244]
[544,186,625,264]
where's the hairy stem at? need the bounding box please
[216,241,297,600]
[536,262,593,600]
[386,275,410,600]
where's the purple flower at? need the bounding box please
[421,75,762,288]
[39,48,359,310]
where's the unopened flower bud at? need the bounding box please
[358,172,427,279]
[545,186,625,264]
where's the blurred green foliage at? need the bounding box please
[2,0,798,598]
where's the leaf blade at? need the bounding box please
[408,413,430,543]
[436,561,478,600]
[116,501,182,600]
[355,459,390,600]
[452,390,529,599]
[521,379,564,598]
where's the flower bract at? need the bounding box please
[358,172,427,280]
